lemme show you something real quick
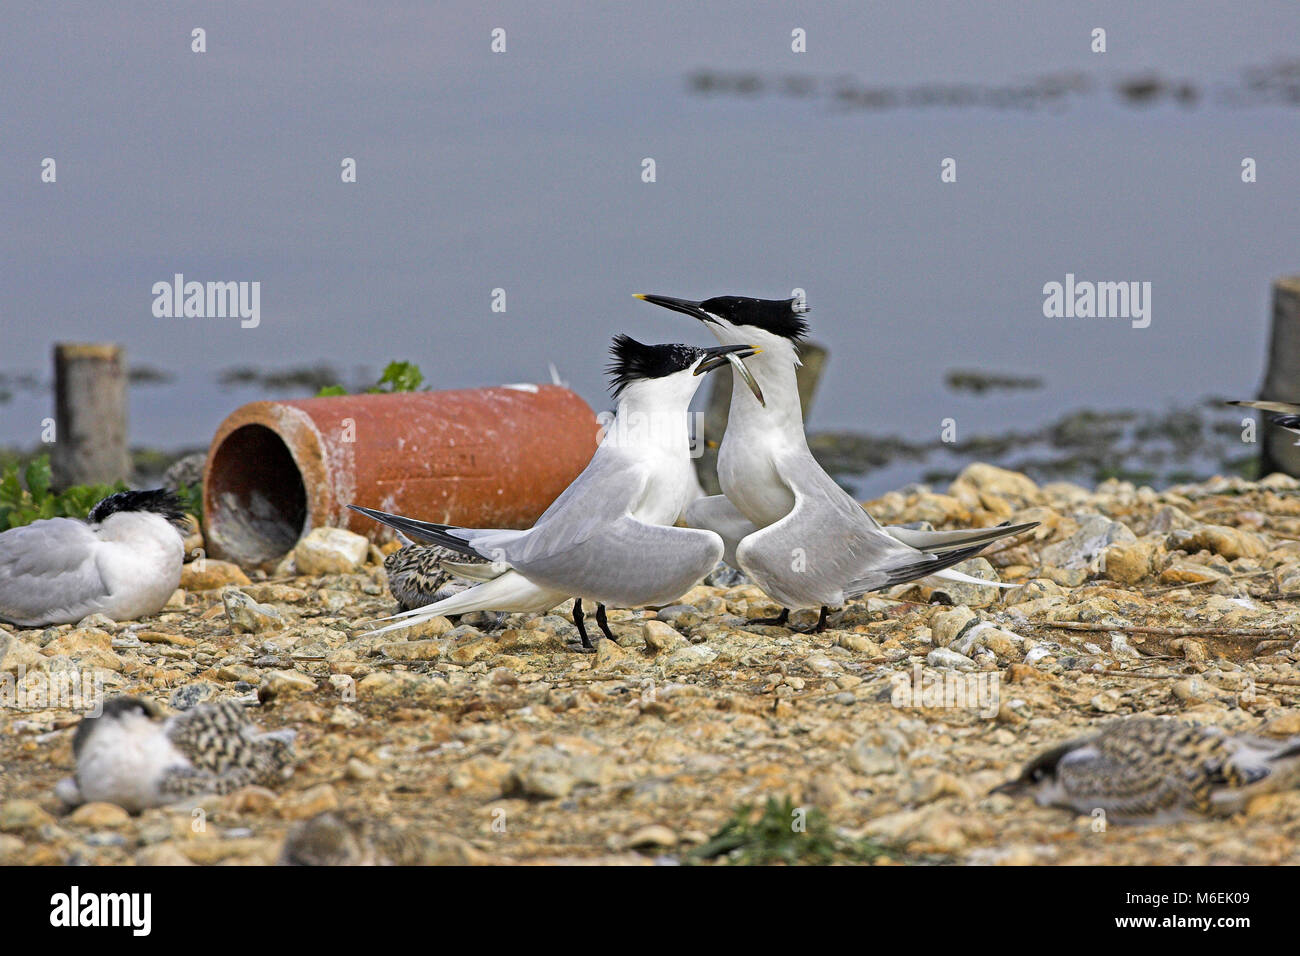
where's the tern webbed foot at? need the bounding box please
[747,608,790,627]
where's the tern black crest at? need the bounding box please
[1015,740,1075,784]
[607,335,702,398]
[88,489,188,526]
[702,296,809,341]
[72,696,160,757]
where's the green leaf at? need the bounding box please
[374,360,424,393]
[316,384,347,397]
[24,456,52,503]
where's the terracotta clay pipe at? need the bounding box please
[202,384,600,566]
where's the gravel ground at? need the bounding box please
[4,462,1300,865]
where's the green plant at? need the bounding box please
[0,456,128,530]
[317,360,426,397]
[173,482,203,528]
[690,796,902,866]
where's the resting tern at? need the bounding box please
[635,293,1037,629]
[350,335,764,648]
[0,489,186,627]
[55,696,296,813]
[992,717,1300,822]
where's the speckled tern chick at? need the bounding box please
[55,696,296,813]
[382,539,487,611]
[0,489,186,626]
[993,717,1300,822]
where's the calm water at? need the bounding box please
[2,2,1298,494]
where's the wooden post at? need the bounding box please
[1258,277,1300,478]
[695,341,828,494]
[51,343,130,490]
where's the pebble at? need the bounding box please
[67,801,131,827]
[181,560,251,590]
[926,647,976,671]
[293,527,371,574]
[222,588,285,633]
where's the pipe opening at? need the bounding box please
[206,424,308,564]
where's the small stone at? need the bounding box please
[513,752,577,799]
[227,786,277,813]
[259,670,318,700]
[659,644,718,671]
[836,633,881,654]
[0,636,44,674]
[1263,713,1300,736]
[1172,676,1213,705]
[1170,525,1268,562]
[293,527,370,575]
[1090,690,1121,713]
[449,756,514,799]
[169,682,218,710]
[930,606,977,647]
[137,630,196,648]
[926,647,976,671]
[641,620,688,653]
[0,800,54,832]
[1102,542,1157,585]
[222,588,284,633]
[181,560,251,590]
[927,559,1002,608]
[377,640,442,661]
[595,637,632,668]
[280,784,340,821]
[355,671,446,701]
[622,825,677,850]
[1041,515,1137,570]
[345,758,378,781]
[67,802,130,828]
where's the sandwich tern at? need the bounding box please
[636,293,1037,629]
[350,335,764,648]
[55,696,296,813]
[992,717,1300,822]
[0,489,187,627]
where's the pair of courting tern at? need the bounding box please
[634,293,1038,630]
[351,335,763,647]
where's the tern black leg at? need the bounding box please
[595,603,617,643]
[572,598,593,649]
[791,605,832,634]
[748,607,790,627]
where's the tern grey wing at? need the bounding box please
[685,494,758,565]
[509,517,723,607]
[0,518,109,625]
[495,445,651,568]
[735,455,927,608]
